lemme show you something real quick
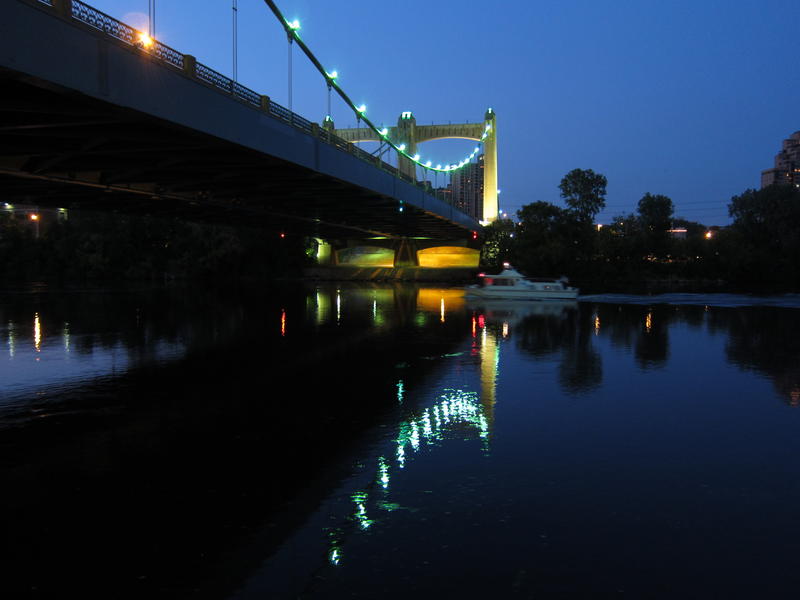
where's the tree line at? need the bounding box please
[481,169,800,291]
[0,210,313,284]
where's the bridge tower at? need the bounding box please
[334,109,499,223]
[481,109,498,223]
[395,111,417,180]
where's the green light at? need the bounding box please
[378,456,390,490]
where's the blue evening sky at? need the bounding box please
[89,0,799,225]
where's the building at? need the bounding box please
[450,155,485,220]
[761,131,800,188]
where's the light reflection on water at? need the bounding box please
[2,286,800,598]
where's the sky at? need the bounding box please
[88,0,800,225]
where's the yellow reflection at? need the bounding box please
[440,297,445,323]
[416,288,465,313]
[280,309,286,337]
[502,322,509,338]
[645,312,652,333]
[34,313,41,352]
[336,289,341,324]
[479,328,498,430]
[313,290,330,325]
[594,314,600,335]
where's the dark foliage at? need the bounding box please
[491,172,800,292]
[0,211,313,283]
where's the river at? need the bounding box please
[1,283,800,598]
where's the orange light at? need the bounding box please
[280,232,286,239]
[705,231,713,239]
[138,32,154,47]
[29,214,39,221]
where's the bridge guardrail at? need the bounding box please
[34,0,457,211]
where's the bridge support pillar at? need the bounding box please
[314,239,335,265]
[393,238,419,267]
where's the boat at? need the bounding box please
[465,263,579,300]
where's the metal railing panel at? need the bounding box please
[42,0,448,206]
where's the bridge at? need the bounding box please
[0,0,498,269]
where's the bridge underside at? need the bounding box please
[0,74,474,240]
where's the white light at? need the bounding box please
[425,161,432,167]
[326,70,338,79]
[398,143,406,151]
[287,19,301,30]
[413,154,420,161]
[356,104,366,114]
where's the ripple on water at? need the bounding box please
[578,293,800,308]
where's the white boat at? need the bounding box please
[465,264,579,300]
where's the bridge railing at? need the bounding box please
[39,0,453,209]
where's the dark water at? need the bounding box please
[2,284,800,599]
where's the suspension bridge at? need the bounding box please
[0,0,499,268]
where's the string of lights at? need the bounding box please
[261,0,487,174]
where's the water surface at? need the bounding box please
[1,284,799,598]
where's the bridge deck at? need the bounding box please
[0,0,480,239]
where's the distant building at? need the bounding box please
[761,131,800,188]
[667,227,688,239]
[450,155,485,220]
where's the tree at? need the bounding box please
[514,201,572,276]
[637,193,673,233]
[636,193,674,257]
[726,185,800,286]
[480,217,516,269]
[558,168,607,223]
